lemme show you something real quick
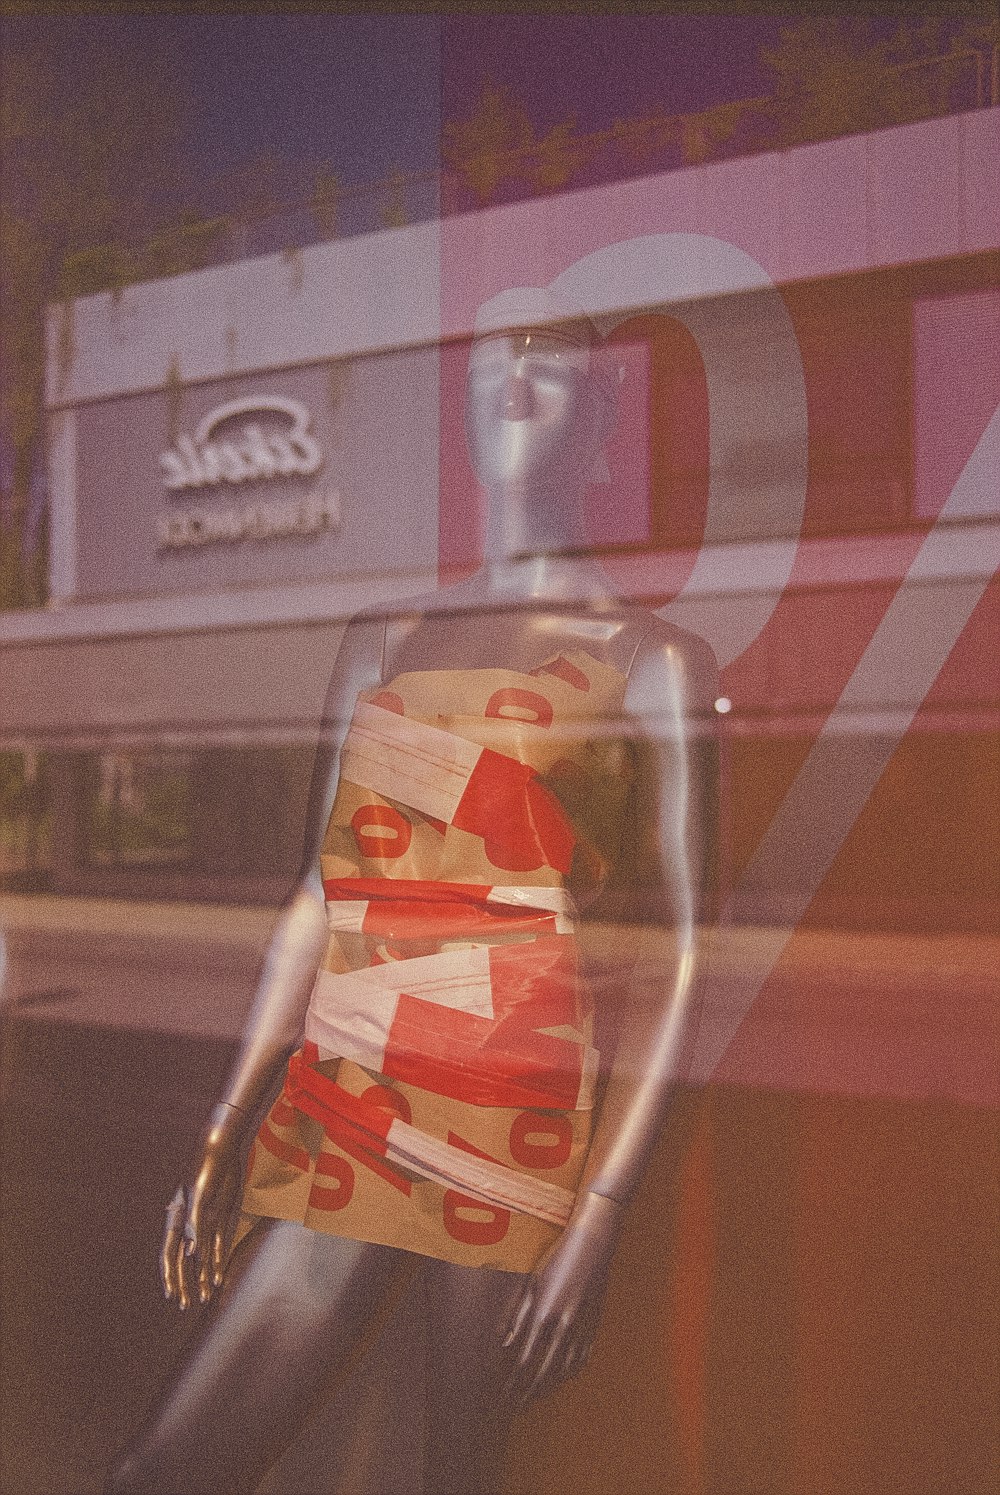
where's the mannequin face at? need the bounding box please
[464,329,612,498]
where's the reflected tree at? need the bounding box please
[0,37,193,608]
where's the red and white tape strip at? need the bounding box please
[305,936,597,1111]
[338,702,576,874]
[284,1055,576,1226]
[382,1116,575,1226]
[324,879,576,936]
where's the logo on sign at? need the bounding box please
[159,396,324,489]
[156,395,339,552]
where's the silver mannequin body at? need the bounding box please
[106,323,719,1495]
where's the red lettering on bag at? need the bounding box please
[351,804,412,859]
[509,1111,574,1169]
[285,1058,412,1195]
[442,1131,511,1245]
[442,1192,511,1245]
[485,687,554,727]
[309,1150,355,1211]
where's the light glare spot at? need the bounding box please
[714,696,732,714]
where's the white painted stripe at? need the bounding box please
[339,701,483,822]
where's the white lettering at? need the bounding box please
[156,489,341,552]
[240,424,279,481]
[158,395,326,493]
[177,435,207,486]
[159,450,189,489]
[216,440,253,483]
[267,432,302,478]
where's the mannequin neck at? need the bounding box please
[474,478,608,601]
[482,471,590,555]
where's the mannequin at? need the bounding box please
[106,288,718,1495]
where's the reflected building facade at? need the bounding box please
[1,94,998,1495]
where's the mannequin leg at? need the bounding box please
[423,1260,528,1495]
[106,1218,413,1495]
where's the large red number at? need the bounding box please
[442,1129,512,1245]
[351,804,412,859]
[509,1111,573,1169]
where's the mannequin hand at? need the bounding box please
[500,1191,623,1408]
[160,1103,248,1310]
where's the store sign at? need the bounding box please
[155,395,338,552]
[71,352,439,601]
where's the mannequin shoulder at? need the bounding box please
[624,614,720,702]
[623,609,718,670]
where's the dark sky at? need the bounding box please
[441,12,789,134]
[4,12,442,184]
[4,10,794,190]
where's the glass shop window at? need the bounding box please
[596,278,915,552]
[787,277,912,538]
[0,750,52,888]
[82,750,193,869]
[912,286,1000,523]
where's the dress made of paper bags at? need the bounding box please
[239,647,634,1271]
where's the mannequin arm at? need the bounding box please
[160,887,330,1308]
[161,616,386,1309]
[503,631,718,1402]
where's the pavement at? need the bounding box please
[1,897,997,1495]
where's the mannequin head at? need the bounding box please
[465,292,622,560]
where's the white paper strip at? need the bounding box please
[385,1117,576,1227]
[325,899,370,932]
[306,944,496,1063]
[339,701,483,822]
[305,984,396,1073]
[486,884,576,932]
